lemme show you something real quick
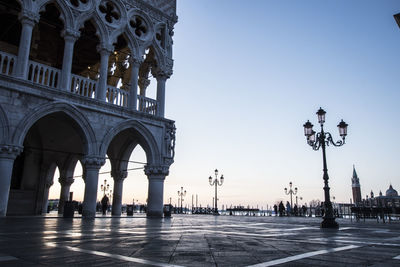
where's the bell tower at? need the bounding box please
[351,165,362,205]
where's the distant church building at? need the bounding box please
[351,166,399,208]
[351,165,362,205]
[0,0,177,217]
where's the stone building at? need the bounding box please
[0,0,177,217]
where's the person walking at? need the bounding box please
[101,195,109,215]
[278,201,284,216]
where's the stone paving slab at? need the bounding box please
[0,215,399,266]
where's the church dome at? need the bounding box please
[385,185,398,197]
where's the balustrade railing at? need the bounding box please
[27,61,60,88]
[0,51,16,76]
[0,50,159,115]
[106,86,129,107]
[70,74,97,98]
[138,95,158,116]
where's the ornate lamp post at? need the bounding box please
[303,107,348,229]
[209,169,224,215]
[296,196,303,207]
[177,186,186,214]
[284,181,297,210]
[100,179,110,197]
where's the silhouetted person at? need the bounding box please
[294,204,298,216]
[302,205,307,217]
[101,195,109,215]
[278,201,284,216]
[286,201,291,216]
[273,204,278,216]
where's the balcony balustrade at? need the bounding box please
[0,50,158,115]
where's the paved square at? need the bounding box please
[0,215,399,266]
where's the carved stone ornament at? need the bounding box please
[112,170,128,180]
[82,156,106,168]
[164,123,176,159]
[144,165,169,176]
[0,145,23,159]
[58,177,75,186]
[99,0,121,25]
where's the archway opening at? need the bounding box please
[30,3,64,68]
[72,20,100,81]
[0,0,21,75]
[123,145,147,213]
[106,127,152,215]
[8,111,87,215]
[138,46,159,100]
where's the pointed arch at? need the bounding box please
[100,119,160,165]
[76,10,109,46]
[12,101,97,155]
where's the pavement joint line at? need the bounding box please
[44,242,185,267]
[245,244,360,267]
[310,237,400,247]
[201,229,296,238]
[0,256,18,262]
[394,255,400,260]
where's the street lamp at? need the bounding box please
[303,107,348,229]
[209,169,224,215]
[100,179,110,197]
[284,182,297,211]
[177,186,186,214]
[296,196,303,207]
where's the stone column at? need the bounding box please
[153,70,170,117]
[42,180,53,214]
[14,10,39,79]
[144,165,169,217]
[82,157,105,218]
[0,145,22,216]
[60,29,80,91]
[128,58,141,111]
[96,45,113,101]
[111,170,127,216]
[57,177,74,214]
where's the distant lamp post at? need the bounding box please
[209,169,224,215]
[100,179,110,197]
[303,107,348,229]
[296,196,303,207]
[177,186,186,214]
[284,182,297,210]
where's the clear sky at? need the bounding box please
[50,0,400,209]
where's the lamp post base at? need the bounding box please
[320,217,339,229]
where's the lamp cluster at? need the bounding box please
[303,108,348,148]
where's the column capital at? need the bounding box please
[58,177,74,186]
[61,29,81,42]
[19,10,39,26]
[112,170,128,181]
[138,78,150,91]
[45,180,54,189]
[129,56,143,68]
[152,68,172,80]
[144,165,169,177]
[0,145,23,159]
[82,156,105,169]
[96,43,114,55]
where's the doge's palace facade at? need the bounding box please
[0,0,177,217]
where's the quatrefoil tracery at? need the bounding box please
[99,1,120,24]
[70,0,88,8]
[130,16,147,38]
